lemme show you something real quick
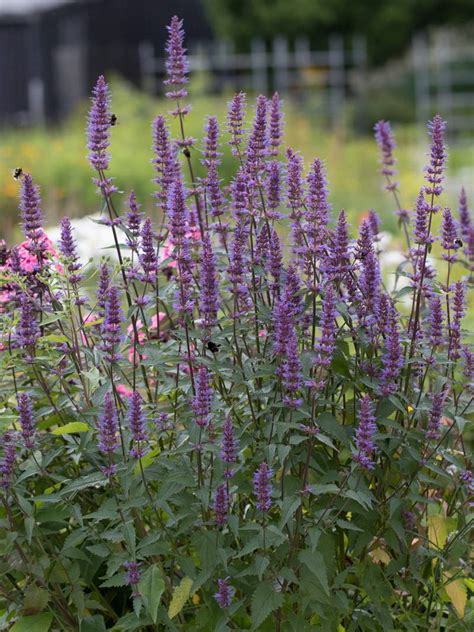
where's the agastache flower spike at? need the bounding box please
[266,160,281,218]
[458,187,471,237]
[281,328,303,405]
[450,282,465,360]
[322,211,351,278]
[246,95,267,177]
[227,92,246,156]
[128,391,149,458]
[269,92,283,156]
[17,392,36,449]
[353,395,378,470]
[413,190,430,245]
[306,158,330,249]
[15,295,40,349]
[0,431,17,488]
[168,177,189,246]
[59,217,82,283]
[199,235,220,329]
[379,304,403,395]
[425,115,447,198]
[19,173,44,243]
[426,390,447,440]
[139,218,157,283]
[202,116,221,167]
[100,286,124,363]
[96,263,110,319]
[213,483,229,526]
[368,210,381,241]
[221,416,238,477]
[273,293,292,355]
[152,116,176,214]
[268,229,283,292]
[123,561,141,595]
[287,148,304,213]
[214,578,235,609]
[164,16,189,100]
[87,75,112,172]
[125,191,142,250]
[97,392,119,465]
[314,283,337,368]
[427,295,444,347]
[374,120,397,187]
[192,366,212,428]
[253,462,272,512]
[441,207,459,262]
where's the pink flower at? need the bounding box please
[126,313,166,364]
[116,383,133,398]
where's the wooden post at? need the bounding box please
[328,35,345,127]
[251,37,267,94]
[412,33,430,127]
[273,36,290,94]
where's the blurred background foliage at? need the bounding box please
[204,0,474,65]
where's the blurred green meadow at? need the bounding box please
[1,78,472,245]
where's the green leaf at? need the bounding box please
[280,496,301,530]
[138,564,165,623]
[251,581,284,630]
[298,550,330,596]
[22,586,49,615]
[343,489,373,510]
[168,576,193,619]
[10,613,53,632]
[51,422,89,435]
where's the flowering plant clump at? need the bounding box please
[0,17,473,631]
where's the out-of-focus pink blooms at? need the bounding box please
[116,383,134,398]
[16,235,60,273]
[126,313,166,364]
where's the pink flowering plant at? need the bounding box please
[0,16,473,631]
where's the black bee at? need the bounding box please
[454,238,463,248]
[110,114,117,126]
[13,167,23,180]
[207,340,221,354]
[182,147,191,158]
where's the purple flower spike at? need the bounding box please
[266,160,281,218]
[214,577,235,609]
[199,235,220,328]
[17,392,36,449]
[20,173,44,242]
[253,462,272,513]
[306,158,330,248]
[269,92,283,156]
[441,207,459,262]
[413,190,430,245]
[246,95,267,177]
[379,303,403,395]
[287,148,304,213]
[273,293,292,356]
[139,218,157,283]
[15,295,40,349]
[192,366,212,428]
[281,327,303,400]
[98,392,119,458]
[168,178,189,246]
[59,217,82,283]
[353,395,378,470]
[125,191,142,249]
[164,16,189,100]
[213,483,229,526]
[227,92,246,156]
[315,283,338,368]
[87,75,112,172]
[99,286,124,363]
[374,120,397,187]
[426,390,447,440]
[323,211,351,278]
[450,282,465,360]
[458,187,471,237]
[425,115,447,198]
[206,161,224,220]
[221,416,238,477]
[202,116,221,167]
[96,263,110,318]
[128,391,149,458]
[124,561,141,594]
[0,431,17,488]
[427,295,444,347]
[152,116,177,214]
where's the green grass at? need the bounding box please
[0,77,472,244]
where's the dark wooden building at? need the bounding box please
[0,0,213,125]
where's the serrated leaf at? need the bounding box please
[168,576,193,619]
[251,581,283,630]
[101,574,127,588]
[22,586,49,615]
[444,573,467,618]
[138,564,165,623]
[298,549,329,596]
[10,613,53,632]
[51,422,89,435]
